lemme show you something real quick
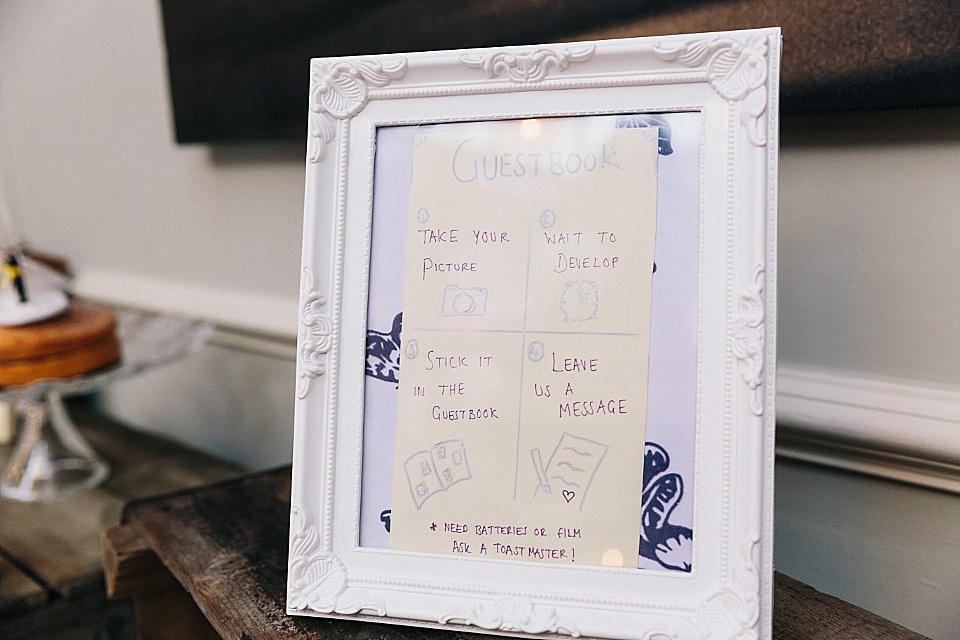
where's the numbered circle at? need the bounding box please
[539,209,556,229]
[527,340,545,362]
[404,339,420,360]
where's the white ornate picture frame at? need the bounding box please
[290,28,780,640]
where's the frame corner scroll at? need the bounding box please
[654,35,771,146]
[693,537,761,640]
[288,506,387,616]
[308,57,408,162]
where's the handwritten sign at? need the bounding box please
[390,119,659,567]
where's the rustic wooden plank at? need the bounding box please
[122,469,302,639]
[0,488,126,597]
[131,578,223,640]
[0,555,46,616]
[773,572,931,639]
[123,467,930,639]
[103,522,221,639]
[0,404,243,600]
[102,524,178,599]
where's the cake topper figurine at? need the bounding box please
[4,253,27,302]
[0,252,70,326]
[0,173,69,326]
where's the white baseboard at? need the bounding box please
[207,326,297,360]
[777,365,960,494]
[74,268,299,340]
[71,268,960,493]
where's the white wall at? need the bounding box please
[0,0,303,468]
[779,108,960,384]
[0,1,306,300]
[774,108,960,640]
[1,2,959,637]
[776,460,960,637]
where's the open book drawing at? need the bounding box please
[403,439,472,509]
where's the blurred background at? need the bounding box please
[0,1,958,637]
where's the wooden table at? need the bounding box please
[105,467,931,640]
[0,405,242,639]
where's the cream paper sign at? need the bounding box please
[390,118,659,567]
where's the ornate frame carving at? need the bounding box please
[291,29,780,639]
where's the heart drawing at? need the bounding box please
[562,489,576,503]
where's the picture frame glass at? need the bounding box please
[360,112,701,573]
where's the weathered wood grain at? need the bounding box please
[772,573,931,640]
[102,524,177,599]
[131,582,222,640]
[122,467,931,640]
[123,469,301,639]
[0,404,243,616]
[0,483,125,597]
[103,523,220,638]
